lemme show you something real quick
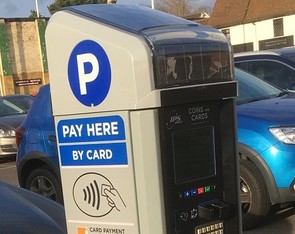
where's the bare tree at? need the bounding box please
[155,0,196,16]
[155,0,211,17]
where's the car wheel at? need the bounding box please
[25,166,63,204]
[240,160,270,230]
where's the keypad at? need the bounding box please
[195,221,224,234]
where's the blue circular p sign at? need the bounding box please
[68,40,111,107]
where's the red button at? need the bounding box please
[198,187,204,194]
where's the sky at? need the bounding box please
[0,0,216,18]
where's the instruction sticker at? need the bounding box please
[57,115,127,166]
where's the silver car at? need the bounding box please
[0,123,17,157]
[0,98,27,157]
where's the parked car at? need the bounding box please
[0,97,27,129]
[234,46,295,91]
[16,70,295,230]
[236,68,295,230]
[0,180,66,233]
[0,97,27,158]
[15,84,62,204]
[0,122,18,158]
[3,94,35,112]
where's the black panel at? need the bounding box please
[158,99,240,234]
[160,81,237,107]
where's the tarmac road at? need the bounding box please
[0,157,18,185]
[0,157,295,233]
[244,206,295,234]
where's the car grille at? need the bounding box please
[1,144,17,153]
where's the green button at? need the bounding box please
[204,186,211,192]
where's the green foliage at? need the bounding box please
[48,0,107,15]
[29,9,44,18]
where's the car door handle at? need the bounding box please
[48,135,56,142]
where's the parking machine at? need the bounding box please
[46,4,242,234]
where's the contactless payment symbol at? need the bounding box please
[73,172,126,217]
[68,40,111,107]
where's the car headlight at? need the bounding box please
[0,129,16,138]
[269,127,295,144]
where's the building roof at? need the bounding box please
[206,0,295,28]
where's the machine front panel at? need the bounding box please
[159,100,232,234]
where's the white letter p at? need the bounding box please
[77,53,99,95]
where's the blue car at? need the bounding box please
[0,180,66,233]
[16,68,295,230]
[236,68,295,229]
[234,46,295,91]
[16,85,62,204]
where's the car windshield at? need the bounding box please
[0,98,26,116]
[235,68,283,105]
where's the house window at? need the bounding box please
[273,18,284,37]
[221,28,230,41]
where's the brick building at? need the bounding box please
[0,18,49,95]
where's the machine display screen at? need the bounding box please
[172,126,216,184]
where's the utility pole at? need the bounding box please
[35,0,40,17]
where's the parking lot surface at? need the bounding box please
[0,158,294,233]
